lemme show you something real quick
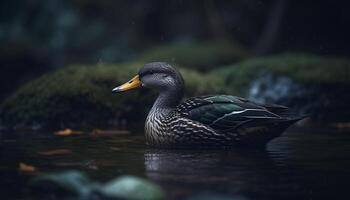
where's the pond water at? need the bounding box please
[1,128,350,200]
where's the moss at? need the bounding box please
[0,63,225,129]
[4,54,347,128]
[138,41,249,71]
[212,53,350,95]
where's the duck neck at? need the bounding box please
[151,87,184,115]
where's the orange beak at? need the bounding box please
[112,75,142,93]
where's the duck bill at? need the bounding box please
[112,75,141,93]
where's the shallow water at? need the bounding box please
[1,128,350,200]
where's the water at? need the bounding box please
[1,128,350,199]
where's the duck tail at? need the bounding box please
[268,106,308,122]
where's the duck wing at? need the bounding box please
[177,95,300,131]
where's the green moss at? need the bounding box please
[213,53,350,95]
[138,41,249,71]
[0,63,225,129]
[5,54,346,128]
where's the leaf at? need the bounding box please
[54,129,83,136]
[334,122,350,129]
[38,149,73,156]
[19,162,36,173]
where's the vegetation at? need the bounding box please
[139,41,249,71]
[2,53,349,129]
[213,53,350,95]
[0,63,226,129]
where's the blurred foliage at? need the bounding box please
[213,53,350,95]
[0,63,225,129]
[1,0,350,106]
[139,41,249,71]
[1,0,350,127]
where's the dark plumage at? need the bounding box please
[113,62,304,148]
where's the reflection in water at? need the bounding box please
[1,130,350,199]
[144,149,287,199]
[267,131,350,171]
[143,130,350,199]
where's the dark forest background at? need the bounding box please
[1,0,350,129]
[2,0,350,99]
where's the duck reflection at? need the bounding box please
[143,149,277,199]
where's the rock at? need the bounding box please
[30,170,98,198]
[30,171,164,200]
[247,71,350,121]
[213,54,350,121]
[102,176,165,200]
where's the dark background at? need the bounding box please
[1,2,350,200]
[1,0,349,101]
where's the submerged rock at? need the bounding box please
[102,176,164,200]
[30,170,97,198]
[213,54,350,121]
[30,171,165,200]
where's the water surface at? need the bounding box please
[1,128,350,199]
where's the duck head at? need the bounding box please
[112,62,184,94]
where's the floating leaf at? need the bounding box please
[38,149,73,156]
[334,122,350,129]
[19,162,36,173]
[54,128,83,136]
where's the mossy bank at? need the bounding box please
[213,54,350,121]
[0,63,226,130]
[1,54,349,130]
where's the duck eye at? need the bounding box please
[143,71,153,76]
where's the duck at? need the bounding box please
[112,62,304,148]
